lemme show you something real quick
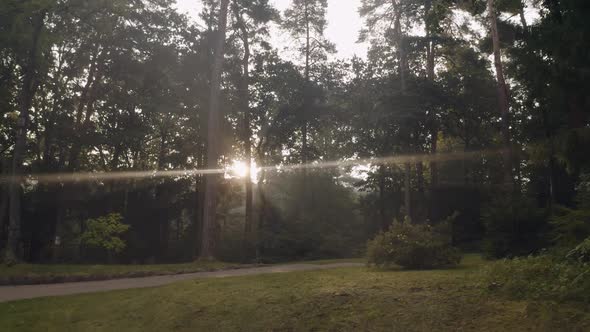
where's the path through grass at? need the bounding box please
[1,255,588,331]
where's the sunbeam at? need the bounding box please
[0,148,504,184]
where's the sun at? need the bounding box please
[229,160,259,182]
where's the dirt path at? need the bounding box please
[0,263,363,303]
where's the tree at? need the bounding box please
[282,0,334,167]
[80,213,130,263]
[487,0,513,188]
[360,0,417,219]
[201,0,230,259]
[230,0,277,236]
[3,1,48,263]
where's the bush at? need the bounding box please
[366,219,462,269]
[550,175,590,248]
[482,195,547,259]
[480,254,590,302]
[567,237,590,263]
[80,213,130,262]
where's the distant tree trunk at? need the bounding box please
[303,1,311,169]
[378,165,387,231]
[425,0,438,187]
[541,108,556,209]
[519,1,528,30]
[255,169,268,262]
[0,159,9,238]
[5,11,45,263]
[404,163,411,220]
[416,161,424,193]
[487,0,513,188]
[156,130,169,259]
[234,3,253,234]
[42,49,67,171]
[394,4,412,220]
[68,47,102,171]
[200,0,229,260]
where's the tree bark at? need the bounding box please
[200,0,229,260]
[5,11,45,262]
[487,0,513,188]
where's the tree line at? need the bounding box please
[1,0,588,263]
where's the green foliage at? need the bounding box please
[258,172,365,262]
[215,172,365,263]
[367,219,462,269]
[482,195,547,258]
[567,237,590,263]
[550,174,590,247]
[480,254,590,302]
[550,206,590,248]
[80,214,130,255]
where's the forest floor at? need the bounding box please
[1,255,589,331]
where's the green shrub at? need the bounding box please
[550,175,590,248]
[480,254,590,302]
[80,213,130,260]
[482,195,547,259]
[366,219,462,269]
[567,237,590,263]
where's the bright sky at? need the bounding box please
[175,0,368,59]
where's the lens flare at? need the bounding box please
[0,149,504,185]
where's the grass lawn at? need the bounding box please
[0,258,362,285]
[0,261,245,285]
[1,254,589,331]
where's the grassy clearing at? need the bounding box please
[1,255,589,331]
[0,261,244,285]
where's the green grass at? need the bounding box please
[290,257,365,265]
[1,254,589,331]
[0,258,363,284]
[0,261,244,285]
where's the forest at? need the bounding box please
[2,0,590,330]
[0,0,589,272]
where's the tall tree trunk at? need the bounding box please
[5,11,45,262]
[425,0,438,187]
[234,3,253,234]
[200,0,229,260]
[301,0,311,179]
[394,3,412,220]
[488,0,513,188]
[519,6,528,31]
